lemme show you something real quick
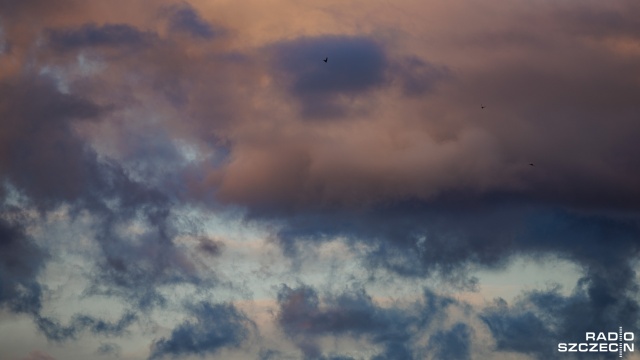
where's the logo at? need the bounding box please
[558,327,635,357]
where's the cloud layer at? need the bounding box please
[0,0,639,359]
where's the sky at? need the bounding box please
[1,0,640,359]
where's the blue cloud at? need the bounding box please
[482,273,640,360]
[167,4,220,40]
[271,35,387,118]
[149,302,252,359]
[427,323,473,360]
[48,23,156,50]
[35,311,137,341]
[277,284,460,359]
[0,216,46,315]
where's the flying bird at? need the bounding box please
[529,163,535,167]
[323,57,328,63]
[481,104,485,109]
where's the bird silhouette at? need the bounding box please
[481,104,485,109]
[323,57,328,63]
[529,163,535,167]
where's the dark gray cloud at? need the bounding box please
[108,129,188,193]
[149,302,252,359]
[258,348,302,360]
[0,75,171,344]
[0,71,205,340]
[96,342,122,357]
[0,214,46,315]
[48,23,156,51]
[197,237,223,257]
[276,284,459,359]
[260,196,640,359]
[426,323,473,360]
[275,36,387,95]
[9,56,234,316]
[1,1,640,359]
[0,0,75,20]
[271,35,387,118]
[556,2,640,39]
[259,349,282,360]
[482,264,639,359]
[267,199,510,278]
[268,198,640,286]
[0,74,107,207]
[393,56,451,97]
[268,34,451,118]
[166,4,220,40]
[88,207,207,311]
[0,76,107,319]
[34,311,137,342]
[243,9,640,353]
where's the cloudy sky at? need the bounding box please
[1,0,640,359]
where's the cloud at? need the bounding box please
[1,1,640,359]
[393,56,451,97]
[96,342,122,357]
[0,71,204,311]
[0,74,174,343]
[193,1,640,215]
[0,74,106,206]
[34,311,137,342]
[197,237,224,257]
[264,201,640,360]
[0,214,47,315]
[259,349,295,360]
[19,350,57,360]
[0,0,75,19]
[149,302,253,359]
[482,265,640,359]
[166,4,221,40]
[277,284,402,337]
[48,23,156,51]
[87,208,203,310]
[271,35,388,118]
[269,198,640,286]
[276,284,459,359]
[556,2,640,39]
[426,323,473,360]
[0,71,209,350]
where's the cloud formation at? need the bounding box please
[35,311,137,342]
[271,35,388,118]
[149,302,252,359]
[0,0,639,358]
[0,214,46,315]
[482,265,640,359]
[48,23,156,51]
[19,350,57,360]
[276,284,465,359]
[166,3,221,40]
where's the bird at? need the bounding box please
[529,163,535,167]
[481,104,485,109]
[323,57,328,63]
